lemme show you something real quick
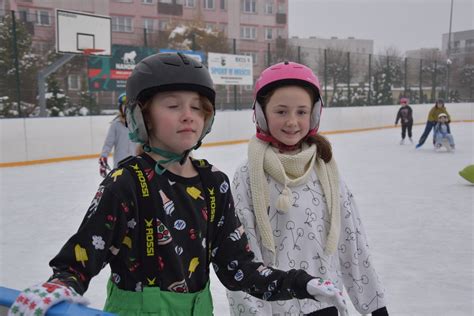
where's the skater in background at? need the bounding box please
[226,61,388,316]
[433,113,455,151]
[415,99,451,149]
[9,53,348,316]
[395,97,413,144]
[99,92,136,177]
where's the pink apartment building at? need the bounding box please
[3,0,288,108]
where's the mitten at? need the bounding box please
[372,306,389,315]
[99,156,111,178]
[306,278,348,316]
[8,282,89,316]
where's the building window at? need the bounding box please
[36,10,50,26]
[158,0,172,3]
[184,0,195,7]
[276,28,285,38]
[18,10,28,22]
[243,52,258,65]
[240,26,256,40]
[112,16,133,32]
[264,1,273,14]
[277,0,286,13]
[265,28,273,40]
[206,23,215,31]
[218,23,227,34]
[242,0,257,13]
[203,0,214,9]
[143,18,155,33]
[68,74,81,91]
[466,39,474,47]
[142,0,154,4]
[220,0,227,10]
[34,42,50,54]
[159,20,169,30]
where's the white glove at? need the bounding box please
[8,282,89,316]
[307,278,348,316]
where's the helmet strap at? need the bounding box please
[256,127,312,153]
[143,144,186,175]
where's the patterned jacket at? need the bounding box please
[227,160,387,315]
[48,154,315,302]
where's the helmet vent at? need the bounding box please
[178,52,190,65]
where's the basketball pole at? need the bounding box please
[37,54,75,117]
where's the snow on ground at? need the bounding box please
[1,122,472,315]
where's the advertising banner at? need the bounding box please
[207,53,253,85]
[88,45,157,91]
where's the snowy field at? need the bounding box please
[1,122,472,315]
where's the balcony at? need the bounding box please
[276,13,287,24]
[157,2,183,16]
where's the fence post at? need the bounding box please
[233,38,238,110]
[143,28,148,47]
[11,10,22,117]
[267,42,271,67]
[297,46,301,63]
[324,49,328,106]
[367,54,372,105]
[419,59,423,104]
[431,60,437,102]
[347,52,351,106]
[404,57,408,97]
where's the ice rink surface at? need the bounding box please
[1,122,472,315]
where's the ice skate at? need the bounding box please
[400,139,405,145]
[409,137,413,144]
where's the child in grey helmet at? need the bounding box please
[99,92,136,177]
[9,53,348,316]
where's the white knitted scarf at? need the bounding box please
[248,136,341,258]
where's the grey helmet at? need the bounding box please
[125,52,215,146]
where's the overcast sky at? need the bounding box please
[288,0,474,54]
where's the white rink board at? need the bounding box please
[1,103,473,164]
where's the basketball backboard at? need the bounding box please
[56,9,111,56]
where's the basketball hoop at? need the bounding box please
[81,48,105,56]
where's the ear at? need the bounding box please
[254,100,268,132]
[131,105,149,143]
[310,98,322,131]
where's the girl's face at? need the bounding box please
[264,86,312,146]
[147,91,205,153]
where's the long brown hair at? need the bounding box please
[260,85,333,163]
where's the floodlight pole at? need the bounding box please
[446,0,454,101]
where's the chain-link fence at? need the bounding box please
[1,9,473,117]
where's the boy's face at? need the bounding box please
[147,91,205,153]
[265,85,312,147]
[439,116,447,122]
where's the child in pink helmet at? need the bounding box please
[395,97,413,145]
[226,61,389,316]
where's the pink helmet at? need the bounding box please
[400,97,409,105]
[253,61,323,135]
